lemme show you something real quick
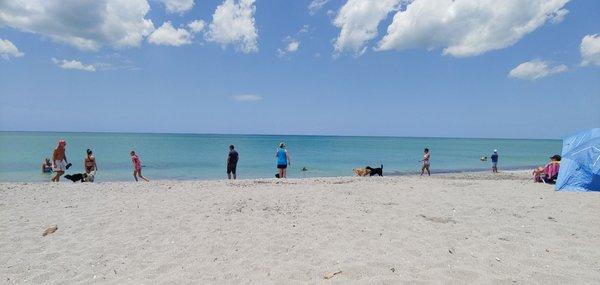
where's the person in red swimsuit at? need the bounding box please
[130,150,149,182]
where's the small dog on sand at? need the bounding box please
[353,168,371,176]
[64,173,90,183]
[366,165,383,176]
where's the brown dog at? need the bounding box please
[353,168,371,176]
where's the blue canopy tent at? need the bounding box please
[556,128,600,191]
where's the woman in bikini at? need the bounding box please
[420,148,431,176]
[84,149,98,174]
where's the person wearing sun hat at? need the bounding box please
[533,154,561,183]
[491,149,499,173]
[51,139,68,182]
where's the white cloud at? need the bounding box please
[148,21,192,46]
[580,34,600,66]
[207,0,258,53]
[0,0,154,51]
[376,0,570,57]
[52,58,96,72]
[277,25,309,57]
[333,0,403,56]
[232,94,262,102]
[308,0,330,15]
[0,38,24,59]
[549,9,569,24]
[93,53,139,71]
[157,0,194,14]
[286,41,300,53]
[299,24,310,35]
[187,20,206,33]
[278,39,300,57]
[508,59,567,81]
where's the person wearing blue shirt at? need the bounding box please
[275,142,291,178]
[491,149,499,173]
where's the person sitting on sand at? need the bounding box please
[84,149,98,174]
[420,148,430,176]
[130,150,149,182]
[533,155,561,184]
[275,142,291,179]
[51,139,68,182]
[42,158,53,173]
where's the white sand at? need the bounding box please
[1,171,600,284]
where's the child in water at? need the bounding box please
[130,151,149,182]
[42,158,53,173]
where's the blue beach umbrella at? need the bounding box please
[556,128,600,191]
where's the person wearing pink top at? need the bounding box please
[130,150,149,182]
[533,155,561,184]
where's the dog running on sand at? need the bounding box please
[353,168,371,176]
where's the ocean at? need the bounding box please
[0,132,561,182]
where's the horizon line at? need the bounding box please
[0,129,561,141]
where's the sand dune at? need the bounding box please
[1,171,599,283]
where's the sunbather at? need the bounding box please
[533,155,561,184]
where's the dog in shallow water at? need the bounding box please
[353,168,371,177]
[64,173,89,183]
[366,165,383,176]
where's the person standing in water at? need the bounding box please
[420,148,431,176]
[51,139,68,182]
[130,150,149,182]
[227,145,239,180]
[84,149,98,174]
[275,142,291,178]
[491,149,499,173]
[42,158,53,173]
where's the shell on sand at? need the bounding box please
[323,270,342,279]
[42,225,58,237]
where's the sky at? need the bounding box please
[0,0,599,139]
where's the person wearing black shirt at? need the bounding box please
[227,145,239,179]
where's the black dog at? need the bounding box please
[366,165,383,176]
[64,173,88,183]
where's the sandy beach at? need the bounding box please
[1,171,599,284]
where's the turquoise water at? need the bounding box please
[0,132,561,182]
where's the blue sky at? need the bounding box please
[0,0,599,139]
